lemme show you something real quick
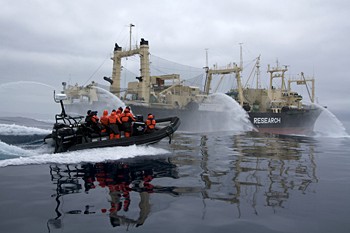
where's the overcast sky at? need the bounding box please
[0,0,349,117]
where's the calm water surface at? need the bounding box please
[1,129,350,233]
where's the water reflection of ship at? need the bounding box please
[196,133,318,214]
[47,159,181,230]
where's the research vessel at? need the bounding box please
[206,57,322,135]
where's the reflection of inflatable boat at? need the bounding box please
[44,93,180,153]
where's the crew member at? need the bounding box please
[85,110,93,127]
[86,110,102,133]
[91,112,99,124]
[116,107,123,117]
[145,113,156,133]
[108,111,122,139]
[100,110,109,133]
[120,106,135,138]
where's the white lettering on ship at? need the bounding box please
[253,117,281,124]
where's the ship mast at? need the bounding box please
[110,24,151,102]
[255,56,261,89]
[203,49,209,94]
[129,23,135,50]
[267,62,288,91]
[205,44,245,106]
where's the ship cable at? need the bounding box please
[83,55,110,86]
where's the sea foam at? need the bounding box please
[0,144,170,167]
[0,123,51,136]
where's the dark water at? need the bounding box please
[0,118,350,233]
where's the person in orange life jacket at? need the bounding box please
[115,107,123,130]
[112,109,123,128]
[108,111,122,139]
[100,110,110,133]
[145,113,156,133]
[120,106,136,138]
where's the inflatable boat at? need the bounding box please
[44,93,180,153]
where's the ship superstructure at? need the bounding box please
[108,38,206,111]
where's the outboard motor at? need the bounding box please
[132,115,146,136]
[52,123,77,153]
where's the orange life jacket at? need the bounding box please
[100,110,109,126]
[146,115,156,129]
[120,110,135,123]
[109,112,121,124]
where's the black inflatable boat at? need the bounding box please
[44,93,180,153]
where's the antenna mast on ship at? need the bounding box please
[256,55,261,89]
[129,23,135,50]
[203,48,209,93]
[239,43,243,70]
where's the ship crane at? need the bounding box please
[204,44,246,106]
[288,72,315,103]
[110,38,150,101]
[205,64,245,106]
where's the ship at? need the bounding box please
[63,37,251,132]
[62,28,321,135]
[206,56,322,135]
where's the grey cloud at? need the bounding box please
[0,0,349,116]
